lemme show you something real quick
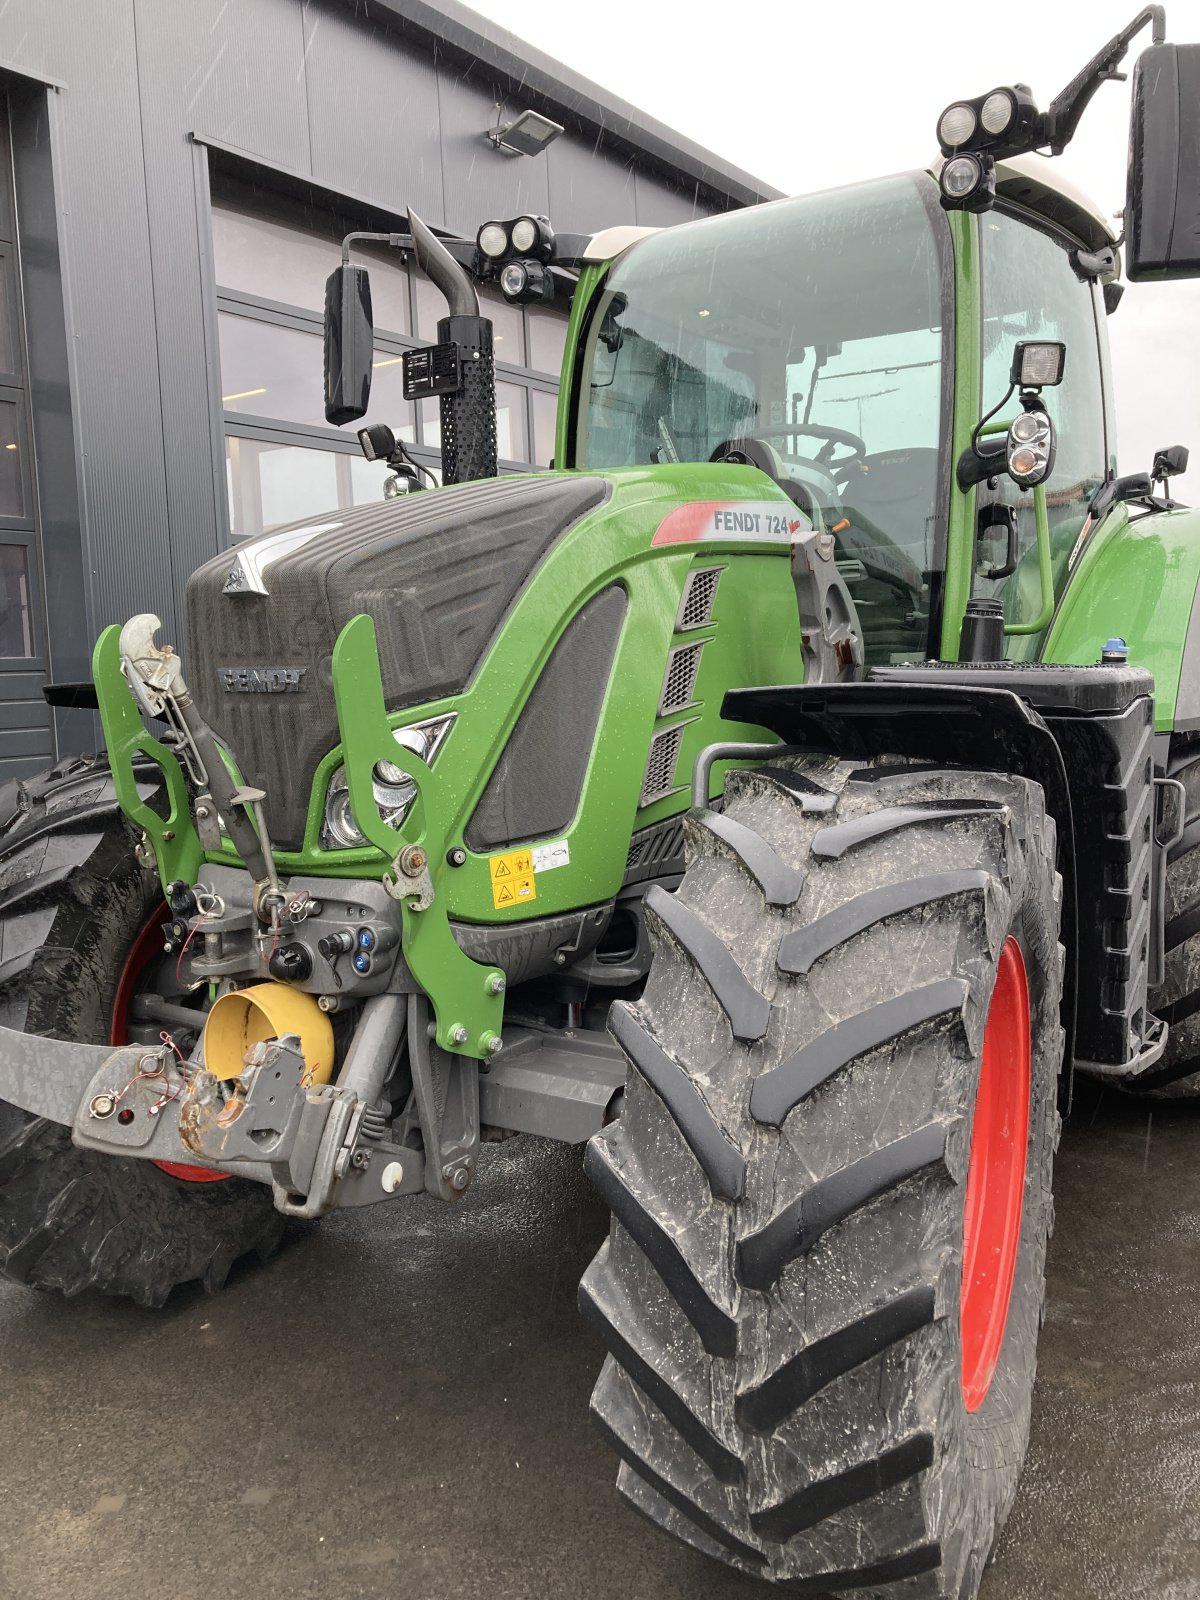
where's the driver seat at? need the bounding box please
[710,437,817,518]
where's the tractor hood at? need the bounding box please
[185,474,609,848]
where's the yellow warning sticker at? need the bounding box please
[489,848,537,910]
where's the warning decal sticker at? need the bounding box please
[489,848,536,909]
[531,839,570,873]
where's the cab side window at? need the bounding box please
[977,210,1108,639]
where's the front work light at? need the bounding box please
[509,214,555,259]
[1010,340,1067,389]
[478,221,510,259]
[980,89,1016,135]
[934,82,1037,166]
[938,102,978,148]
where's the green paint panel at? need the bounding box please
[196,463,804,1052]
[1043,504,1200,729]
[93,625,202,889]
[939,209,981,662]
[332,614,505,1060]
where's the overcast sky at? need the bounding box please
[474,0,1200,476]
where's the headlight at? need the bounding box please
[375,725,430,785]
[322,715,456,849]
[942,154,984,199]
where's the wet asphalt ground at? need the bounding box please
[0,1079,1198,1600]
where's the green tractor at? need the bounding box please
[3,8,1199,1593]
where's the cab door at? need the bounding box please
[973,207,1111,657]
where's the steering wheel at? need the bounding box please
[763,423,868,476]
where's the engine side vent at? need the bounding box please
[625,818,686,883]
[640,722,690,808]
[677,566,723,631]
[659,641,704,715]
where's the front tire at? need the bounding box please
[0,755,284,1307]
[581,756,1063,1597]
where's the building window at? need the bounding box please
[0,541,32,656]
[209,169,570,540]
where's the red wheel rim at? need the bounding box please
[960,935,1030,1413]
[111,906,229,1185]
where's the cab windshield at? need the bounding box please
[573,174,952,662]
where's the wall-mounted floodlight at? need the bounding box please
[487,108,564,157]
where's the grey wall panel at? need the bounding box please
[180,0,312,174]
[131,0,231,598]
[635,171,708,228]
[0,0,177,648]
[547,141,637,235]
[302,0,444,225]
[9,83,93,757]
[436,65,549,239]
[634,171,706,227]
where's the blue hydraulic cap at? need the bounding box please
[1101,637,1129,662]
[357,928,375,951]
[352,951,372,975]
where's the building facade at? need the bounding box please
[0,0,777,780]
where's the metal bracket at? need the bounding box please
[177,1034,309,1168]
[331,613,504,1059]
[92,624,202,889]
[408,993,480,1201]
[791,527,864,683]
[383,842,435,910]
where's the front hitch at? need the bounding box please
[0,1021,427,1213]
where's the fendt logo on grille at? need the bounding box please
[218,666,307,694]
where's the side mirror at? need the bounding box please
[1152,444,1189,482]
[324,263,374,426]
[1126,42,1200,281]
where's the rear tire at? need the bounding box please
[581,756,1063,1597]
[0,755,284,1307]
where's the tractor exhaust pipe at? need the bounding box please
[407,208,498,486]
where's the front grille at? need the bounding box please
[641,723,688,807]
[677,566,722,630]
[184,475,609,848]
[659,642,704,715]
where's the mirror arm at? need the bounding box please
[1042,5,1166,153]
[340,229,412,263]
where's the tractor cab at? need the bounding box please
[561,156,1127,669]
